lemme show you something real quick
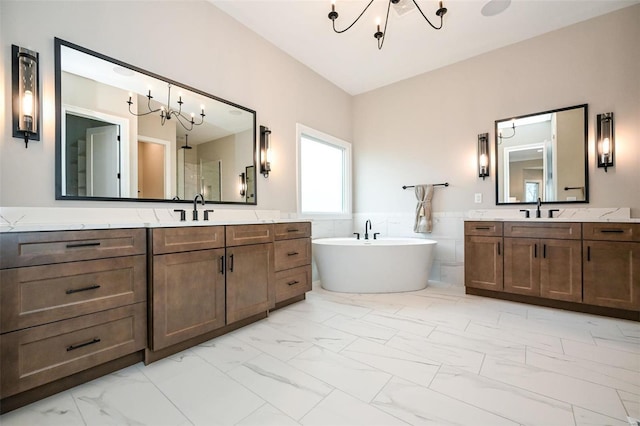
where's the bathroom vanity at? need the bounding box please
[0,220,312,412]
[464,220,639,320]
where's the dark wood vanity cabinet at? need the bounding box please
[274,222,312,305]
[0,229,147,403]
[503,222,582,302]
[464,222,503,291]
[583,223,640,310]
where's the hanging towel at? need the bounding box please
[413,184,435,233]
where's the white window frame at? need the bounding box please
[296,123,352,219]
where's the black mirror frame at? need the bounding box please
[54,37,258,205]
[494,103,589,206]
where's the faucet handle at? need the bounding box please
[519,209,530,218]
[373,233,381,240]
[173,209,186,222]
[204,209,214,221]
[353,232,360,240]
[548,209,560,218]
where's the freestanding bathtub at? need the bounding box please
[312,237,437,293]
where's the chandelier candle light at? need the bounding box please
[127,84,206,132]
[328,0,448,50]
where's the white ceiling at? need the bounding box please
[210,0,638,95]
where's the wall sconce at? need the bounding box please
[260,125,272,178]
[12,45,40,148]
[239,172,246,197]
[478,133,490,180]
[596,112,614,172]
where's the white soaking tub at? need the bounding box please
[312,237,436,293]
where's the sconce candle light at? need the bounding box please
[239,172,246,197]
[260,125,272,178]
[12,45,40,148]
[596,112,614,172]
[478,133,490,180]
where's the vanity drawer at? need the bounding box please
[274,222,311,240]
[275,265,312,303]
[274,239,311,271]
[226,224,274,247]
[152,226,225,254]
[583,223,640,242]
[0,255,146,333]
[464,222,503,236]
[0,303,146,398]
[0,229,146,269]
[504,222,581,239]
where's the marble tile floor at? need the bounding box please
[2,282,639,426]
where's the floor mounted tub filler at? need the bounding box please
[312,238,437,293]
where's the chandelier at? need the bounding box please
[127,84,206,131]
[328,0,448,50]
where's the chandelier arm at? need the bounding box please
[175,114,195,132]
[332,0,375,34]
[411,0,444,30]
[377,0,392,50]
[127,102,160,117]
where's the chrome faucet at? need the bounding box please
[193,193,205,221]
[364,219,372,240]
[536,197,542,218]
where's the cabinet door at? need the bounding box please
[540,239,582,302]
[226,243,274,324]
[583,241,640,310]
[504,238,540,296]
[464,236,503,291]
[152,249,226,350]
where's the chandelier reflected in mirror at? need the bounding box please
[328,0,448,50]
[127,83,206,132]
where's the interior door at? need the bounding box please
[86,125,120,197]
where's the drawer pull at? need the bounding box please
[67,338,101,352]
[600,229,624,233]
[475,227,491,230]
[287,280,300,286]
[287,229,300,233]
[66,284,101,295]
[287,251,299,256]
[66,241,101,249]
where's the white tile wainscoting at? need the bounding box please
[2,282,637,426]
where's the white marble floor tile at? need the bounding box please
[140,352,264,425]
[232,321,313,361]
[0,391,85,426]
[236,403,300,426]
[526,347,640,395]
[592,331,640,355]
[265,310,357,352]
[619,390,640,419]
[372,376,518,426]
[360,311,436,337]
[618,322,640,339]
[71,364,190,426]
[387,331,485,373]
[341,338,440,386]
[281,299,339,323]
[394,306,472,331]
[289,345,392,402]
[192,333,262,372]
[301,389,408,426]
[466,321,564,353]
[430,365,576,425]
[426,328,526,363]
[561,339,640,371]
[480,356,628,420]
[227,353,333,420]
[572,406,630,426]
[499,312,596,344]
[304,294,373,318]
[323,314,397,343]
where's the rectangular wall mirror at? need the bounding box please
[55,38,257,204]
[495,104,588,205]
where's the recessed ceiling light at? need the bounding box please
[481,0,511,17]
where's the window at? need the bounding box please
[297,124,351,218]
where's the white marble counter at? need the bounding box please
[0,207,306,233]
[466,207,640,222]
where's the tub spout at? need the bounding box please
[364,219,372,240]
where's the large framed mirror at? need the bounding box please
[54,38,257,204]
[495,104,588,205]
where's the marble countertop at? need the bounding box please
[464,217,640,223]
[465,207,639,223]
